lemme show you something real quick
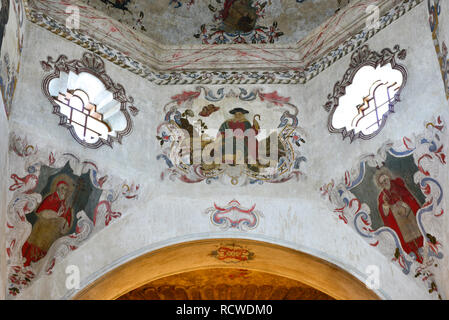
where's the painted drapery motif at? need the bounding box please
[204,199,263,231]
[321,116,447,299]
[6,133,140,297]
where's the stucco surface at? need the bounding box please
[3,1,449,300]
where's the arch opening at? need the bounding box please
[74,239,380,300]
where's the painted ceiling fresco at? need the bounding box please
[81,0,346,45]
[23,0,420,84]
[157,87,307,186]
[321,116,447,299]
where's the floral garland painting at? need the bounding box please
[6,133,139,297]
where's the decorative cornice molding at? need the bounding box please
[23,0,424,85]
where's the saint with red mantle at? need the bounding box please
[22,175,75,267]
[375,168,424,263]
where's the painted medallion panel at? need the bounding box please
[6,133,140,297]
[321,117,447,299]
[157,87,307,186]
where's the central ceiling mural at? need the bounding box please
[157,87,307,186]
[81,0,345,45]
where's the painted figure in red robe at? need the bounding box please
[22,176,74,267]
[218,107,260,165]
[375,168,424,263]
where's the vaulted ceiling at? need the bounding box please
[23,0,419,83]
[79,0,344,45]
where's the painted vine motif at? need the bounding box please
[169,0,196,9]
[157,87,307,186]
[320,116,446,299]
[6,133,140,297]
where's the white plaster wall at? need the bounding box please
[0,101,9,300]
[7,2,449,300]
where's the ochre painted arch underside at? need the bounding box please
[74,239,379,300]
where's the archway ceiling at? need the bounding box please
[24,0,420,83]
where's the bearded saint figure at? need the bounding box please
[22,176,74,267]
[374,168,424,264]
